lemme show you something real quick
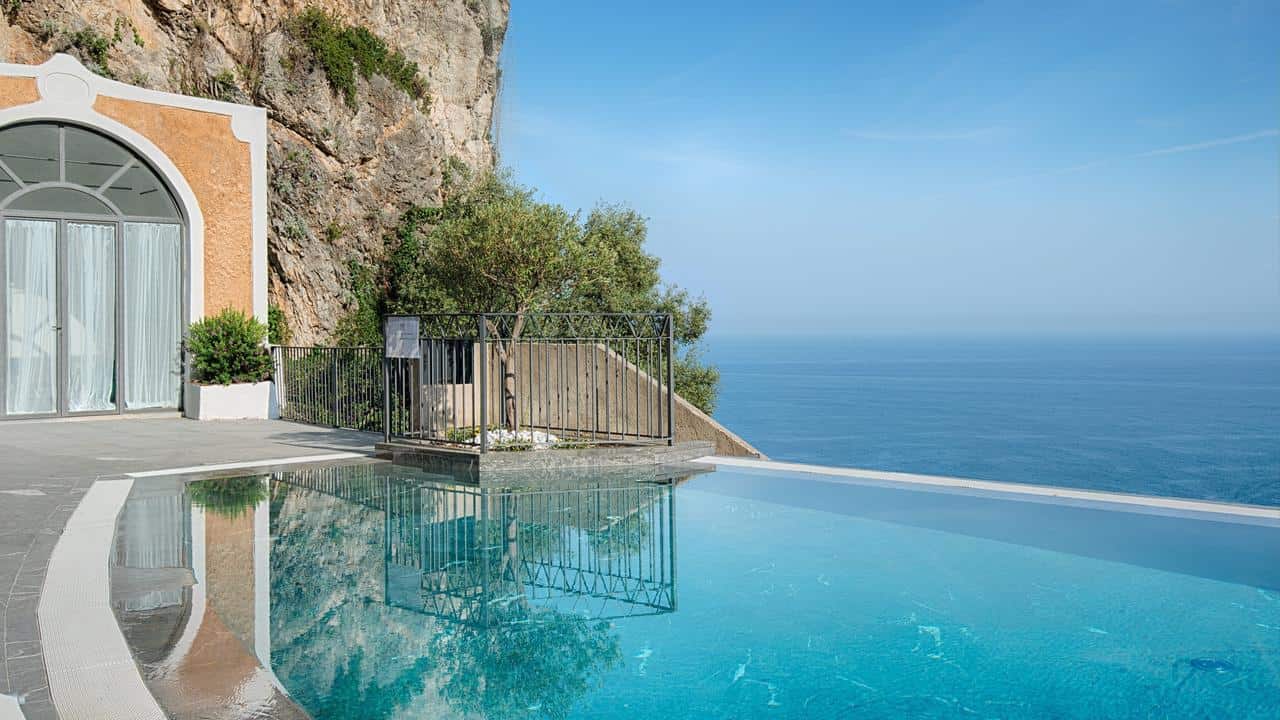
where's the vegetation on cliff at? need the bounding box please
[286,8,429,109]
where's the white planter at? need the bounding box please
[184,381,279,420]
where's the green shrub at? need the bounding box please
[67,27,115,78]
[288,7,429,109]
[268,303,291,345]
[187,308,274,385]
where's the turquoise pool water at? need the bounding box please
[114,462,1280,719]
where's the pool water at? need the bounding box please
[112,462,1280,719]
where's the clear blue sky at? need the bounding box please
[498,0,1279,335]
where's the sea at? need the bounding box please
[708,335,1280,507]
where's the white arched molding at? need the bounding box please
[0,54,270,323]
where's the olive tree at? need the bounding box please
[343,170,721,422]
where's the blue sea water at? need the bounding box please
[709,335,1280,506]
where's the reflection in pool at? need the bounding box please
[270,464,674,719]
[112,461,1280,719]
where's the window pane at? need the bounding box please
[7,187,114,215]
[4,219,58,415]
[124,222,182,409]
[0,124,59,185]
[0,172,19,204]
[104,164,179,219]
[64,126,132,191]
[65,223,118,412]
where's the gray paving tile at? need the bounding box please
[18,698,57,720]
[2,595,39,644]
[4,641,41,661]
[17,686,49,705]
[5,653,47,696]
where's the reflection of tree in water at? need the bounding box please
[432,603,622,720]
[326,649,435,720]
[425,504,623,719]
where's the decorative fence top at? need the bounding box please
[387,312,674,342]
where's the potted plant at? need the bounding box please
[183,308,277,420]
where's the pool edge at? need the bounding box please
[38,477,168,720]
[701,456,1280,521]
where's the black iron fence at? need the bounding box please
[272,346,384,432]
[389,313,675,451]
[272,312,676,451]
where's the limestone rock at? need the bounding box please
[2,0,508,343]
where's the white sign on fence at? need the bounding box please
[384,316,421,358]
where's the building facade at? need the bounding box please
[0,54,267,419]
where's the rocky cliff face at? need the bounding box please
[1,0,508,343]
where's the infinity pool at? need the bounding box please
[111,461,1280,719]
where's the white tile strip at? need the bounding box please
[702,456,1280,521]
[38,479,167,720]
[126,451,369,478]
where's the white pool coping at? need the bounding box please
[703,456,1280,521]
[36,451,372,720]
[38,478,167,720]
[125,450,369,478]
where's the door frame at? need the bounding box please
[0,211,187,419]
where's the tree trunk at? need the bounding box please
[503,360,518,432]
[487,312,526,433]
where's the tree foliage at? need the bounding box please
[338,170,720,413]
[268,303,292,345]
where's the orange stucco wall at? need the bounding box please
[0,77,38,109]
[94,95,255,316]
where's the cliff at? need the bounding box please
[1,0,509,343]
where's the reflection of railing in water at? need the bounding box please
[272,465,677,626]
[271,462,390,509]
[393,481,677,625]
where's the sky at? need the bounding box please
[497,0,1279,336]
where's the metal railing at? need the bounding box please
[387,312,676,451]
[272,346,383,431]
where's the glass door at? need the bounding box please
[3,218,58,415]
[123,222,182,409]
[64,221,118,413]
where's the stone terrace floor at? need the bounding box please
[0,416,377,720]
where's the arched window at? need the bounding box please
[0,122,185,418]
[0,122,182,219]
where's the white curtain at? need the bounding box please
[66,223,117,412]
[124,222,182,409]
[4,219,57,415]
